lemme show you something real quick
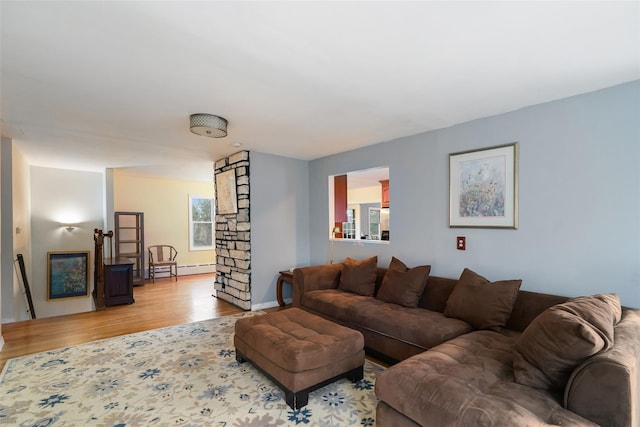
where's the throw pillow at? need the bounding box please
[337,256,378,296]
[387,256,409,272]
[444,268,522,330]
[376,257,431,308]
[513,293,621,390]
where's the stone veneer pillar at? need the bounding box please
[214,151,251,310]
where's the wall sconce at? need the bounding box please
[62,224,77,231]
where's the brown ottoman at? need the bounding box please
[234,307,365,409]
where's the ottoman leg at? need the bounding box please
[347,365,364,382]
[285,390,309,410]
[236,349,247,364]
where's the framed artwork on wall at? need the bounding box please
[449,143,518,229]
[47,251,90,300]
[215,169,238,214]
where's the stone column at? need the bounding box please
[213,151,251,310]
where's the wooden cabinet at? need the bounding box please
[104,258,135,306]
[380,179,389,208]
[333,174,347,237]
[114,212,145,286]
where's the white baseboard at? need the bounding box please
[146,263,216,278]
[251,298,292,311]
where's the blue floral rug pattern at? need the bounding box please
[0,311,383,426]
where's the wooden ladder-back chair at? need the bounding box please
[148,245,178,283]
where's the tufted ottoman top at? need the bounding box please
[234,308,364,372]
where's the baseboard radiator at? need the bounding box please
[145,263,216,279]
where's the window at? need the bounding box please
[189,195,214,251]
[343,209,356,239]
[369,208,380,240]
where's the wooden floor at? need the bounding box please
[1,273,389,371]
[0,273,242,371]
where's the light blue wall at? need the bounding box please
[250,152,310,307]
[308,80,640,308]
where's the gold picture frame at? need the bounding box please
[47,251,90,300]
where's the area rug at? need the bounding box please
[0,311,384,426]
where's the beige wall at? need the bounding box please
[1,140,3,338]
[113,170,215,271]
[30,166,104,319]
[1,139,33,323]
[11,145,31,321]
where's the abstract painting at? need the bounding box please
[47,251,90,299]
[449,143,518,228]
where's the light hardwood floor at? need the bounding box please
[0,273,242,370]
[1,273,389,371]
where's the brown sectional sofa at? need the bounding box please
[292,261,640,427]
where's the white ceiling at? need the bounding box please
[1,1,639,182]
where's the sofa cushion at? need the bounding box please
[444,268,521,330]
[301,289,372,319]
[513,293,621,391]
[375,331,598,427]
[301,289,472,351]
[337,256,377,296]
[376,257,430,308]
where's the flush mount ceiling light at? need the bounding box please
[190,114,228,138]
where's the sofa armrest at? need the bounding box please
[292,263,343,307]
[564,308,640,427]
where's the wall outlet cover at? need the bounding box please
[457,236,466,250]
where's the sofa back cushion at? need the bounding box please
[373,267,457,313]
[444,268,522,330]
[337,256,378,296]
[376,257,431,308]
[417,276,458,312]
[374,267,387,294]
[374,266,581,334]
[505,290,568,332]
